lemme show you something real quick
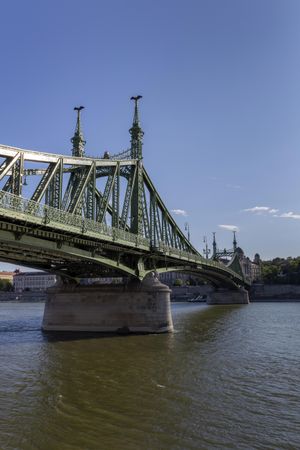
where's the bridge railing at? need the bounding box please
[0,191,150,248]
[86,148,132,161]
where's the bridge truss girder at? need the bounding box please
[0,145,197,254]
[0,144,248,288]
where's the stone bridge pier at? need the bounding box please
[42,274,173,334]
[207,288,250,305]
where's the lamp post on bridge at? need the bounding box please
[184,222,190,242]
[203,236,211,259]
[212,232,217,259]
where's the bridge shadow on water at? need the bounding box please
[41,329,156,343]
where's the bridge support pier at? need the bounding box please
[42,274,173,334]
[207,288,249,305]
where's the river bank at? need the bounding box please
[170,284,300,302]
[1,283,300,303]
[250,284,300,300]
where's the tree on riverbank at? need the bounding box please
[262,257,300,284]
[0,279,13,291]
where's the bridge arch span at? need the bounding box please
[154,266,244,290]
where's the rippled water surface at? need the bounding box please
[0,301,299,450]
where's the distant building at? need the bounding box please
[252,253,262,282]
[159,272,198,286]
[0,271,18,283]
[235,248,262,282]
[13,272,56,292]
[212,232,262,283]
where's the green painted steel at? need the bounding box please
[0,99,250,288]
[71,106,86,157]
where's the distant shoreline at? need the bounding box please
[250,298,300,302]
[1,283,300,303]
[250,283,300,301]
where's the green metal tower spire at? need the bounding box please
[233,230,237,252]
[71,106,86,157]
[129,96,144,160]
[212,232,217,259]
[129,96,144,236]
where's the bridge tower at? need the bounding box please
[233,230,237,252]
[129,96,144,236]
[71,106,86,157]
[212,232,217,259]
[58,106,96,218]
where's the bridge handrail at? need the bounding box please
[86,148,132,161]
[0,191,150,247]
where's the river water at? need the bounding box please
[0,301,299,450]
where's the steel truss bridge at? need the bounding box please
[0,98,249,289]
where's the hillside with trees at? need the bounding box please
[262,257,300,284]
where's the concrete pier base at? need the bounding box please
[207,288,249,305]
[42,275,173,334]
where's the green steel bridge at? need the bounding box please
[0,98,249,289]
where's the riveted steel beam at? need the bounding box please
[31,159,62,203]
[97,166,118,223]
[68,163,96,214]
[120,164,137,230]
[112,162,120,228]
[0,153,21,182]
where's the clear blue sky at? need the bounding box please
[1,0,300,271]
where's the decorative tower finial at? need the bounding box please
[129,95,144,159]
[71,106,86,157]
[233,230,237,251]
[212,232,217,259]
